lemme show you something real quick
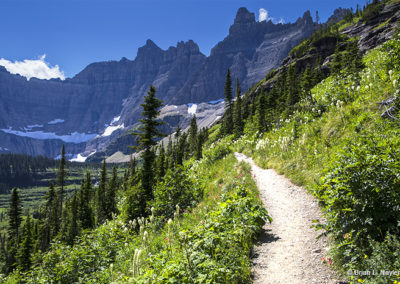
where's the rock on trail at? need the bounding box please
[235,152,343,284]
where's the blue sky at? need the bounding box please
[0,0,367,78]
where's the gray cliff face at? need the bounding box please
[0,7,315,158]
[170,9,314,104]
[341,1,400,52]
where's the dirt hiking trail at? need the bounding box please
[235,153,343,284]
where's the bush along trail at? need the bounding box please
[235,153,340,284]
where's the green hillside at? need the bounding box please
[1,1,400,283]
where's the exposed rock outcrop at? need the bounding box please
[0,7,314,158]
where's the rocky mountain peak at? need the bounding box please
[234,7,255,25]
[136,39,163,58]
[176,40,201,54]
[326,8,352,26]
[296,10,313,25]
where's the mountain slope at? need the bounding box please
[0,7,314,158]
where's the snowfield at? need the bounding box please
[0,128,97,143]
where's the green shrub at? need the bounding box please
[204,139,232,162]
[315,132,400,259]
[152,165,201,219]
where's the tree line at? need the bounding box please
[0,86,208,275]
[0,154,57,193]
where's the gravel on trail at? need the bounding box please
[235,152,344,284]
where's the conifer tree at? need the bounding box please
[67,194,79,245]
[105,166,118,219]
[175,125,181,140]
[331,42,343,75]
[96,159,107,225]
[129,156,136,179]
[5,188,22,272]
[79,173,94,229]
[233,79,243,137]
[301,65,314,103]
[242,93,250,121]
[156,143,166,179]
[195,131,203,160]
[166,135,174,169]
[8,188,22,241]
[255,92,267,132]
[223,69,233,135]
[17,215,33,271]
[176,133,187,165]
[128,157,137,187]
[285,65,298,107]
[134,85,164,202]
[56,145,67,224]
[188,116,198,155]
[44,183,59,245]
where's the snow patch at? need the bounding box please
[187,104,197,115]
[70,150,97,163]
[0,127,97,143]
[24,124,44,131]
[111,116,121,125]
[210,115,222,126]
[101,124,125,137]
[27,124,43,129]
[0,147,9,151]
[48,119,65,125]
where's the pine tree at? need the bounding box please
[233,79,243,137]
[129,157,137,187]
[105,166,118,219]
[285,65,299,107]
[17,215,33,271]
[301,65,314,103]
[176,133,187,165]
[41,182,59,248]
[79,173,94,229]
[348,41,364,74]
[67,194,79,245]
[96,160,107,225]
[5,188,22,272]
[166,135,174,169]
[195,131,203,160]
[129,156,136,179]
[175,125,181,139]
[156,143,166,179]
[188,116,198,155]
[8,188,22,241]
[255,92,267,132]
[56,145,67,224]
[223,69,233,135]
[133,85,164,202]
[331,42,343,75]
[242,93,250,121]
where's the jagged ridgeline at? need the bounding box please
[1,0,400,282]
[0,7,313,160]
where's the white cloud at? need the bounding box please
[259,8,269,22]
[259,8,285,24]
[0,54,65,80]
